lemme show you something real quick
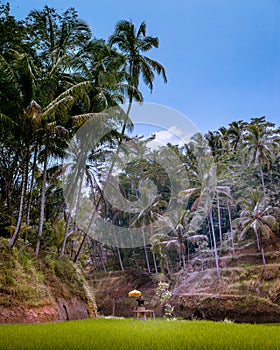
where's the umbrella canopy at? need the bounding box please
[128,289,142,297]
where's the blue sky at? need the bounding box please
[8,0,280,133]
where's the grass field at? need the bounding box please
[0,318,280,350]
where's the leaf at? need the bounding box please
[238,224,251,242]
[261,223,277,240]
[185,234,208,243]
[261,215,278,229]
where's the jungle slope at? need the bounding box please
[91,239,280,323]
[0,238,97,324]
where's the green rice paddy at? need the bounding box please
[0,318,280,350]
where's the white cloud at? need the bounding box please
[146,125,195,150]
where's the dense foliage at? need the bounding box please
[0,2,280,285]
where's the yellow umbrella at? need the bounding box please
[128,289,142,297]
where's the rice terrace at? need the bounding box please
[1,1,280,349]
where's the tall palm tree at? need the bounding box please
[206,127,229,158]
[26,6,92,104]
[6,77,94,249]
[0,7,94,248]
[243,121,280,195]
[227,120,247,151]
[73,20,167,262]
[109,19,167,113]
[73,38,128,112]
[178,134,221,279]
[233,189,279,278]
[153,209,208,281]
[0,48,38,241]
[35,120,68,257]
[129,186,166,274]
[7,100,42,248]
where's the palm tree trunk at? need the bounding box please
[142,227,151,273]
[74,104,132,263]
[181,245,187,281]
[26,142,38,226]
[8,145,30,248]
[209,209,220,280]
[59,210,71,258]
[261,247,268,278]
[36,136,49,258]
[60,170,84,259]
[6,151,20,224]
[152,251,158,275]
[117,247,124,271]
[259,168,266,196]
[97,242,107,272]
[216,193,223,248]
[255,231,261,251]
[87,238,100,271]
[179,227,187,280]
[227,200,235,255]
[6,185,13,224]
[207,217,213,248]
[52,201,65,227]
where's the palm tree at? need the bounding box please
[129,186,166,274]
[26,6,92,104]
[7,100,42,248]
[73,20,167,262]
[233,189,279,278]
[0,47,41,232]
[73,38,127,112]
[35,120,68,257]
[109,19,167,113]
[153,209,208,281]
[227,120,247,151]
[243,120,280,195]
[179,134,221,279]
[0,7,94,248]
[206,127,229,158]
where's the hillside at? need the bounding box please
[90,239,280,323]
[0,238,97,324]
[2,237,280,324]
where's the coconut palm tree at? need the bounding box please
[243,120,280,195]
[129,186,166,274]
[227,120,247,150]
[233,189,279,277]
[178,134,221,279]
[152,209,208,280]
[0,6,94,248]
[35,120,69,257]
[73,21,167,262]
[7,100,42,248]
[0,46,42,222]
[206,127,229,158]
[109,19,167,113]
[72,38,128,112]
[26,6,92,104]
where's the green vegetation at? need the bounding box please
[1,319,280,349]
[0,238,48,307]
[1,1,279,277]
[0,237,87,307]
[1,0,280,326]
